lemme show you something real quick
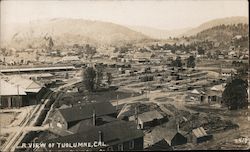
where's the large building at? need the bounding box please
[0,79,26,107]
[50,102,117,132]
[0,76,45,108]
[39,120,144,151]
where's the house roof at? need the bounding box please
[21,73,54,79]
[61,56,80,61]
[0,66,75,73]
[44,120,144,150]
[145,139,173,151]
[152,126,177,145]
[8,76,42,93]
[190,89,200,94]
[130,110,164,123]
[68,116,118,134]
[58,102,116,123]
[151,119,187,145]
[192,127,208,138]
[210,84,225,91]
[0,79,26,96]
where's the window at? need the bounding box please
[107,146,113,151]
[117,144,123,151]
[129,140,134,149]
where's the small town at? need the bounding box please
[0,0,249,151]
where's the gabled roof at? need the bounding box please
[69,116,118,134]
[190,89,200,94]
[192,127,208,138]
[44,120,144,150]
[8,76,42,93]
[0,79,26,96]
[58,102,116,123]
[151,119,187,145]
[210,84,225,91]
[145,139,173,151]
[130,110,164,122]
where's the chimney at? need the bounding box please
[177,122,180,132]
[93,109,96,126]
[98,131,103,142]
[135,107,139,129]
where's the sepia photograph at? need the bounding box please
[0,0,249,151]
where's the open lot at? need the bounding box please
[0,112,18,127]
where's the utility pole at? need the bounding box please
[17,84,20,108]
[116,95,119,110]
[0,74,1,108]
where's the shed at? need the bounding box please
[164,129,187,146]
[145,139,173,151]
[191,127,213,144]
[129,110,165,129]
[151,119,188,146]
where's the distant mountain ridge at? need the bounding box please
[3,18,151,48]
[127,16,248,39]
[127,26,192,39]
[1,16,248,49]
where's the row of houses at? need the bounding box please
[33,98,215,151]
[36,102,144,151]
[116,102,214,150]
[186,83,226,104]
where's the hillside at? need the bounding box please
[2,18,151,48]
[194,23,249,43]
[182,16,248,37]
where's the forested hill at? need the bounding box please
[195,23,248,41]
[182,16,248,37]
[190,23,249,47]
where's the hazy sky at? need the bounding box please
[0,0,248,30]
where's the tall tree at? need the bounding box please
[222,78,248,110]
[187,56,196,68]
[83,67,96,92]
[107,72,113,86]
[236,64,248,79]
[172,56,182,68]
[95,67,103,89]
[85,44,97,60]
[197,46,205,55]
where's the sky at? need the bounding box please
[0,0,249,30]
